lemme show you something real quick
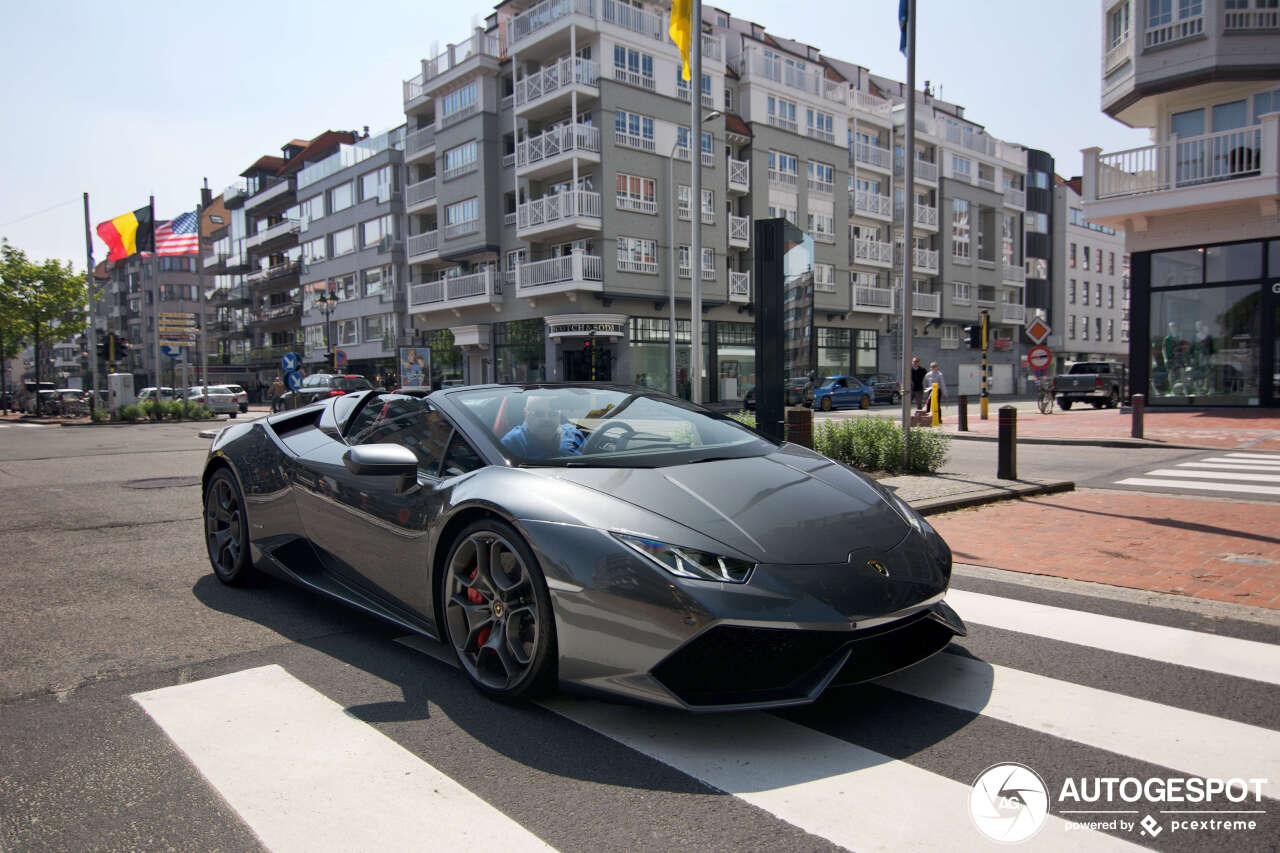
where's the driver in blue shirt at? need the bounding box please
[501,394,584,458]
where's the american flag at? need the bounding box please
[154,211,200,256]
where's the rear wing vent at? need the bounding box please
[268,408,323,438]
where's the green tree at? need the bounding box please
[0,240,89,393]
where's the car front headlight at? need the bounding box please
[878,485,924,534]
[614,533,755,583]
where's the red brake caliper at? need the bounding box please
[467,568,490,648]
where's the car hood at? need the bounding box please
[534,445,910,564]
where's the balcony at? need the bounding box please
[851,140,892,172]
[515,252,603,301]
[851,190,892,220]
[407,229,439,264]
[516,123,601,180]
[421,29,504,94]
[1003,186,1026,209]
[404,72,430,112]
[1002,264,1026,285]
[1145,12,1203,48]
[767,168,798,188]
[766,114,799,134]
[509,0,595,52]
[807,177,834,196]
[251,301,302,325]
[444,219,480,240]
[222,180,248,208]
[851,237,893,268]
[599,0,663,40]
[895,156,938,183]
[516,190,602,239]
[732,45,847,106]
[244,219,300,253]
[1103,35,1132,76]
[405,126,436,162]
[1083,119,1279,226]
[727,158,749,193]
[676,82,716,109]
[728,215,750,249]
[728,270,751,303]
[245,177,295,215]
[408,269,502,315]
[901,246,940,275]
[1002,303,1026,325]
[853,285,895,314]
[895,289,940,318]
[515,56,599,119]
[1225,6,1279,30]
[852,90,893,123]
[245,260,301,286]
[894,202,938,230]
[202,251,226,272]
[406,177,438,213]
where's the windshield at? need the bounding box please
[450,386,774,468]
[1068,363,1108,374]
[333,377,372,391]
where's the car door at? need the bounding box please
[295,393,455,620]
[832,378,851,407]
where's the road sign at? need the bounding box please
[160,344,186,358]
[1027,345,1052,371]
[334,349,348,368]
[286,370,303,392]
[1025,316,1051,345]
[281,352,300,372]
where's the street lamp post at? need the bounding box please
[317,290,339,372]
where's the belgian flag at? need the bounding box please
[96,205,154,263]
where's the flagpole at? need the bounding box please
[83,193,97,413]
[900,0,917,469]
[689,0,703,404]
[197,201,208,405]
[150,195,161,394]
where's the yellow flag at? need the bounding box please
[669,0,692,81]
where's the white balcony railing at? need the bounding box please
[246,178,294,211]
[728,158,749,192]
[978,177,996,192]
[767,168,798,187]
[442,160,479,181]
[409,280,444,306]
[407,229,438,259]
[1003,186,1026,208]
[896,203,938,228]
[807,178,834,195]
[615,131,656,152]
[1225,7,1280,30]
[728,270,750,302]
[852,237,893,267]
[245,219,299,250]
[1145,12,1203,48]
[728,215,750,247]
[676,83,716,108]
[616,193,657,214]
[406,177,438,207]
[516,56,599,108]
[852,140,892,170]
[1003,264,1026,284]
[897,290,940,314]
[1094,126,1266,199]
[516,252,604,293]
[424,30,504,83]
[406,126,436,155]
[517,123,601,170]
[852,190,892,218]
[1003,303,1026,324]
[444,219,480,239]
[1104,35,1131,74]
[517,190,602,231]
[601,0,664,39]
[852,90,893,118]
[766,114,799,134]
[807,126,835,144]
[899,157,939,183]
[510,0,592,46]
[854,285,894,310]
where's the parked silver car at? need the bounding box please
[188,385,239,416]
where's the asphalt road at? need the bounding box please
[1,422,1277,852]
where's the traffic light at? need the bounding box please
[963,325,981,349]
[97,337,107,360]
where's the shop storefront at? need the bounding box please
[817,328,879,378]
[493,319,545,385]
[1132,238,1279,407]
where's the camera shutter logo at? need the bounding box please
[969,763,1050,843]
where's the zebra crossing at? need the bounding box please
[0,421,50,429]
[1113,452,1280,500]
[128,581,1280,853]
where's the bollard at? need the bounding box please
[957,394,969,432]
[786,406,813,449]
[997,405,1017,480]
[930,383,941,426]
[1131,393,1144,439]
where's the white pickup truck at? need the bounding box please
[1055,361,1126,409]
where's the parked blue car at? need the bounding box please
[813,375,875,411]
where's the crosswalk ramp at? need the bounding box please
[131,586,1280,852]
[1115,452,1280,498]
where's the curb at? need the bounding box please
[910,479,1075,516]
[943,432,1218,450]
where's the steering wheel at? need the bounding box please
[583,421,635,454]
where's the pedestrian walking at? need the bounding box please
[910,357,926,410]
[924,361,947,421]
[267,375,286,413]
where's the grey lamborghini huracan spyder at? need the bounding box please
[202,384,965,711]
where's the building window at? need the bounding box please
[807,161,834,193]
[767,204,797,224]
[363,266,389,297]
[767,150,798,185]
[363,315,387,343]
[329,182,353,213]
[1108,251,1116,274]
[336,318,359,347]
[767,95,798,132]
[614,109,655,150]
[1068,279,1076,304]
[677,245,691,277]
[1026,212,1048,234]
[1095,317,1103,340]
[700,189,715,224]
[806,108,834,143]
[615,173,656,213]
[951,155,972,179]
[440,82,477,119]
[330,227,355,257]
[951,198,970,260]
[807,212,834,241]
[1083,246,1092,271]
[1095,282,1103,306]
[815,263,835,291]
[359,165,394,202]
[677,185,692,220]
[1109,2,1130,48]
[617,236,658,273]
[952,282,971,304]
[361,215,395,248]
[613,45,654,89]
[444,198,479,236]
[300,195,325,223]
[442,141,479,180]
[1069,243,1077,268]
[1002,214,1017,266]
[1107,318,1115,341]
[1108,285,1116,308]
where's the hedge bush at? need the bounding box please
[727,411,948,474]
[90,407,110,423]
[118,404,143,422]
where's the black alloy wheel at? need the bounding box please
[443,520,556,700]
[204,470,254,585]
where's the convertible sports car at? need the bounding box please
[202,384,964,710]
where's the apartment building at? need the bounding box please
[1053,176,1129,371]
[392,1,1037,402]
[1082,0,1280,407]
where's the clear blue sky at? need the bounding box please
[0,0,1149,273]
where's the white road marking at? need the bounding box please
[1178,461,1280,471]
[132,665,558,853]
[1144,468,1280,483]
[1113,477,1280,496]
[1225,453,1280,461]
[543,699,1140,851]
[947,590,1280,686]
[877,653,1278,797]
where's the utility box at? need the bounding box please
[108,373,135,411]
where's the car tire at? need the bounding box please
[1059,399,1073,410]
[820,396,833,411]
[1107,389,1119,409]
[859,395,871,410]
[203,469,255,586]
[1091,401,1103,409]
[891,392,901,405]
[442,519,557,702]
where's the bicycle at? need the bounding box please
[1035,375,1055,415]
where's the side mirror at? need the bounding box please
[342,444,421,494]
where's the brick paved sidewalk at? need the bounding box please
[928,489,1280,609]
[941,406,1280,450]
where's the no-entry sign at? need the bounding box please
[1028,345,1052,371]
